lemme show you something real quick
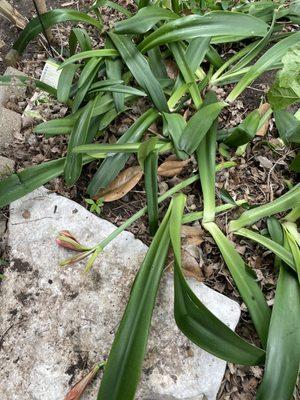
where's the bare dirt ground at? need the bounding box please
[0,2,298,399]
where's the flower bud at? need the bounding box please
[56,231,90,252]
[64,363,102,400]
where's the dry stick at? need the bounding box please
[0,0,27,29]
[32,0,54,57]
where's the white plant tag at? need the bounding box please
[40,59,61,89]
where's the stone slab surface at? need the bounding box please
[0,67,26,106]
[0,105,21,153]
[0,155,14,177]
[0,188,241,400]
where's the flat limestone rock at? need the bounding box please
[0,188,241,400]
[0,105,21,152]
[0,67,27,106]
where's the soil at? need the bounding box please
[0,2,299,400]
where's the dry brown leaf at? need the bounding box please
[164,59,179,79]
[158,156,190,177]
[94,166,143,202]
[182,245,204,282]
[256,103,271,137]
[181,225,204,246]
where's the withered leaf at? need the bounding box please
[158,156,190,177]
[95,166,143,202]
[181,225,204,246]
[256,103,271,137]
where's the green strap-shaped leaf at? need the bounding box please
[148,47,168,80]
[274,110,300,144]
[114,5,178,34]
[57,64,79,103]
[257,222,300,400]
[223,109,261,147]
[179,91,226,155]
[162,112,187,160]
[72,58,102,112]
[144,150,159,235]
[235,228,296,272]
[64,98,96,186]
[138,11,268,52]
[60,49,117,69]
[87,108,158,196]
[105,37,125,113]
[196,120,217,222]
[89,84,146,97]
[229,184,300,231]
[97,204,172,400]
[69,27,93,55]
[186,37,211,73]
[34,118,74,136]
[227,31,300,101]
[169,42,202,109]
[204,222,271,347]
[0,156,92,208]
[170,194,265,365]
[109,33,169,112]
[12,9,102,56]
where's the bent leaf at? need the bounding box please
[204,222,271,347]
[12,9,102,56]
[97,204,172,399]
[138,11,268,52]
[170,194,265,365]
[115,5,178,34]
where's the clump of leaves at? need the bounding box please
[1,0,300,399]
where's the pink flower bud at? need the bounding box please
[64,364,101,400]
[56,231,90,252]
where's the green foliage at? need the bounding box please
[2,2,300,398]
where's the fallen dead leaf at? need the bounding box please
[256,103,271,137]
[158,156,190,177]
[182,244,204,282]
[94,166,143,202]
[164,59,179,79]
[181,225,204,246]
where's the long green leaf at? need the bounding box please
[60,49,118,69]
[12,9,102,56]
[204,222,271,347]
[196,120,217,222]
[114,5,178,34]
[105,37,125,113]
[97,204,172,400]
[229,184,300,231]
[34,118,74,136]
[169,42,202,109]
[234,228,296,272]
[72,58,102,112]
[69,27,92,55]
[274,110,300,144]
[227,32,300,101]
[257,223,300,400]
[144,151,159,235]
[138,11,268,52]
[0,156,92,208]
[223,109,260,147]
[109,33,169,112]
[87,109,158,196]
[89,84,146,97]
[179,91,226,155]
[170,194,265,365]
[64,98,96,186]
[57,64,79,103]
[162,112,187,160]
